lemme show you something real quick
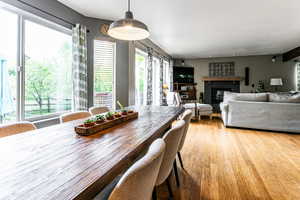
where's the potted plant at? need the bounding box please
[105,112,114,120]
[114,112,122,118]
[121,109,128,115]
[83,119,95,127]
[95,114,105,124]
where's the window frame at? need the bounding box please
[93,39,116,110]
[0,3,73,123]
[135,48,148,106]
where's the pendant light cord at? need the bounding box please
[128,0,131,11]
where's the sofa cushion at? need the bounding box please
[269,92,300,103]
[223,92,268,103]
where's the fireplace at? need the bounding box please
[204,81,240,112]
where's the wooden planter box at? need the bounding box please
[75,112,139,136]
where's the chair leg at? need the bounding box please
[177,152,184,170]
[152,186,157,200]
[173,160,180,187]
[166,176,174,198]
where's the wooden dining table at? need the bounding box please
[0,106,184,200]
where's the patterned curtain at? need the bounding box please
[159,57,164,105]
[72,24,88,111]
[169,59,174,92]
[146,47,153,105]
[297,63,300,91]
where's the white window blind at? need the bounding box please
[94,40,115,109]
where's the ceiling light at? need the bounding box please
[108,0,150,41]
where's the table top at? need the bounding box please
[0,106,183,200]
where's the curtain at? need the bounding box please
[159,57,164,105]
[72,24,88,111]
[169,59,174,92]
[146,47,153,105]
[297,63,300,91]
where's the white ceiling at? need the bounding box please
[58,0,300,59]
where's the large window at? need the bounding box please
[297,63,300,91]
[135,49,147,105]
[0,5,72,124]
[0,8,18,123]
[152,57,160,105]
[94,40,116,109]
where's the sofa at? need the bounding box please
[220,92,300,133]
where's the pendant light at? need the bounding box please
[108,0,150,41]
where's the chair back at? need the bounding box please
[108,139,166,200]
[178,110,193,151]
[60,111,91,123]
[0,122,37,138]
[89,106,109,115]
[174,92,182,106]
[156,120,185,185]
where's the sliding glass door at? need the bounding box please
[0,4,72,124]
[24,20,72,119]
[0,8,18,123]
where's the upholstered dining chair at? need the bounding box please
[0,121,37,138]
[89,106,109,115]
[94,139,166,200]
[177,109,193,170]
[60,111,91,123]
[154,120,185,198]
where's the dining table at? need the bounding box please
[0,106,184,200]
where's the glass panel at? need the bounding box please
[94,40,115,109]
[0,8,18,124]
[135,50,147,105]
[24,20,72,119]
[152,58,160,105]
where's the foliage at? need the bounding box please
[95,114,105,121]
[84,119,95,124]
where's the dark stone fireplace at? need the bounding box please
[204,81,240,112]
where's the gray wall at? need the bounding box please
[175,55,297,99]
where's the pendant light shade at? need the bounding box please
[108,0,150,41]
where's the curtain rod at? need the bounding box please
[16,0,89,32]
[134,41,171,60]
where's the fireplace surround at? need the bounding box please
[204,81,240,112]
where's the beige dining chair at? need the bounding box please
[0,121,37,138]
[60,111,91,123]
[177,109,193,170]
[154,120,185,198]
[89,106,109,115]
[94,138,166,200]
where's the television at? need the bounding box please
[173,67,194,83]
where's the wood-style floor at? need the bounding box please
[158,118,300,200]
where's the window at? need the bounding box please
[0,8,18,123]
[94,40,116,109]
[297,63,300,91]
[152,57,160,105]
[0,4,72,124]
[163,60,170,88]
[24,20,72,119]
[135,49,147,105]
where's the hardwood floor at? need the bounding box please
[158,118,300,200]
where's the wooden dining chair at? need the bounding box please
[0,121,37,138]
[89,106,109,115]
[154,120,185,198]
[94,139,166,200]
[177,109,193,170]
[60,111,91,123]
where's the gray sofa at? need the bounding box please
[220,92,300,133]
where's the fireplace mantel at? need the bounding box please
[202,77,243,81]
